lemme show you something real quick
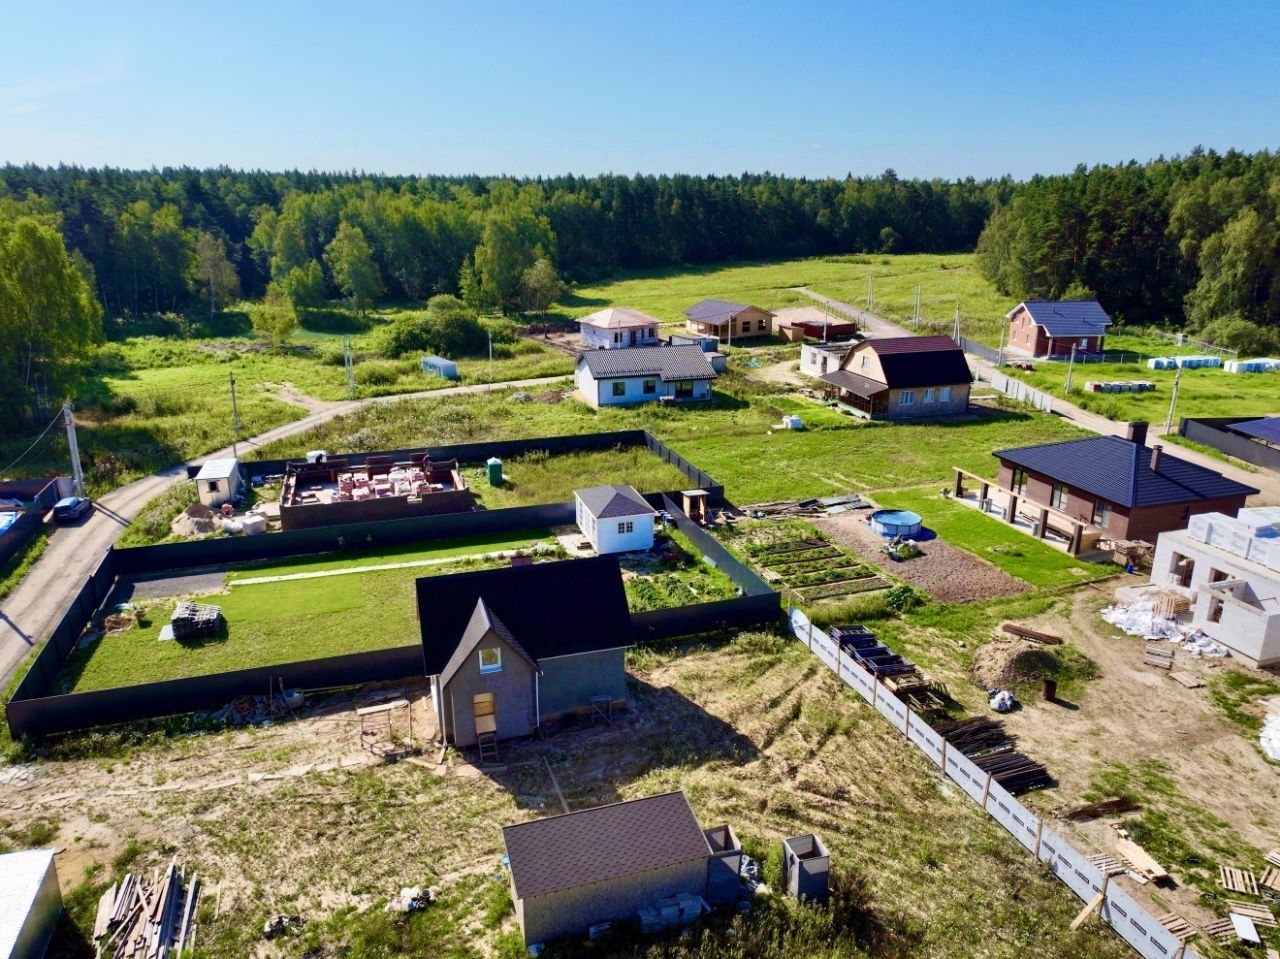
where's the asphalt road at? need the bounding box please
[0,375,567,687]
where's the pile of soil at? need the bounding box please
[171,502,218,538]
[972,639,1062,690]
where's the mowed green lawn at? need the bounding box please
[57,557,503,693]
[224,528,553,581]
[471,447,692,509]
[875,487,1114,588]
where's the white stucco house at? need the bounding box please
[575,485,658,554]
[799,340,857,380]
[574,346,716,408]
[578,307,661,350]
[194,457,241,508]
[1150,508,1280,667]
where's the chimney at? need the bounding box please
[1126,421,1149,446]
[1150,444,1163,471]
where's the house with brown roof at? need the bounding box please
[416,558,633,750]
[578,307,661,350]
[683,299,775,343]
[502,790,742,946]
[818,335,972,419]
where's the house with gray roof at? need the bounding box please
[577,307,661,350]
[575,485,658,554]
[683,299,775,343]
[574,346,716,408]
[502,790,740,946]
[1006,300,1113,357]
[417,557,634,749]
[0,849,61,959]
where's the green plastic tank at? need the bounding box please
[486,457,503,486]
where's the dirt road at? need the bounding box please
[0,375,567,687]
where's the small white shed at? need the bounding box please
[194,457,241,508]
[0,849,62,959]
[575,485,658,554]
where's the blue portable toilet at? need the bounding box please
[421,355,459,380]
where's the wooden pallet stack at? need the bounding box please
[92,859,199,959]
[1219,865,1260,896]
[1143,643,1175,670]
[1153,593,1191,620]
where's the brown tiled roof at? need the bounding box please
[502,791,710,900]
[819,368,887,399]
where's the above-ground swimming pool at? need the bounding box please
[870,508,922,538]
[0,511,20,536]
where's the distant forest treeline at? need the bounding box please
[0,165,1004,324]
[2,150,1278,344]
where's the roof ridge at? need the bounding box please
[503,789,690,829]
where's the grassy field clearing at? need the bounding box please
[470,446,691,509]
[874,487,1113,588]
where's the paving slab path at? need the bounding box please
[0,375,567,687]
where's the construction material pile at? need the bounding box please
[93,859,199,959]
[932,716,1052,794]
[1147,355,1221,370]
[1262,707,1280,762]
[1083,380,1155,393]
[170,602,222,639]
[170,503,218,538]
[1101,599,1229,656]
[1186,507,1280,570]
[1225,357,1280,373]
[210,688,301,726]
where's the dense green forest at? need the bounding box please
[976,148,1280,343]
[0,165,1003,324]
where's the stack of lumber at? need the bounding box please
[1115,838,1169,882]
[1001,623,1063,645]
[931,716,1052,794]
[1263,850,1280,892]
[1156,913,1196,942]
[1168,670,1204,689]
[1056,797,1141,822]
[1087,853,1127,877]
[1143,643,1175,670]
[92,859,199,959]
[1201,918,1239,944]
[1225,901,1277,928]
[1154,592,1191,619]
[1219,865,1260,895]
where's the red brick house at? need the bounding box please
[993,422,1257,543]
[1006,301,1112,358]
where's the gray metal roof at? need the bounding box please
[995,436,1258,508]
[578,346,717,382]
[502,791,710,900]
[683,299,774,325]
[576,484,657,520]
[1009,301,1113,337]
[0,849,55,958]
[578,307,661,330]
[194,457,238,481]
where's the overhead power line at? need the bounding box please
[0,409,64,476]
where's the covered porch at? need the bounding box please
[949,467,1106,558]
[818,369,888,418]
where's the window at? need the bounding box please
[642,380,656,395]
[757,319,767,331]
[1050,484,1068,511]
[611,381,626,397]
[1079,337,1089,348]
[1011,468,1028,495]
[207,480,220,493]
[1209,568,1229,583]
[613,331,622,344]
[1091,501,1111,529]
[923,388,935,404]
[478,648,502,674]
[860,355,869,369]
[899,390,914,406]
[939,386,951,402]
[617,520,634,534]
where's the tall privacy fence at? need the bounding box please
[989,370,1056,414]
[197,430,724,502]
[1179,417,1280,472]
[788,607,1201,959]
[6,490,777,737]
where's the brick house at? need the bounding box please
[1005,300,1112,357]
[993,422,1257,544]
[818,335,972,419]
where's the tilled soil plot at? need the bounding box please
[816,512,1030,602]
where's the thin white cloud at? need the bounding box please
[0,64,124,116]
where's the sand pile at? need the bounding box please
[171,502,218,538]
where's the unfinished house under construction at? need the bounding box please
[278,454,473,529]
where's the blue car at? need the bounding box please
[53,496,93,522]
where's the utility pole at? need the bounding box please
[228,371,241,459]
[343,335,356,399]
[488,330,494,389]
[1064,344,1078,395]
[953,304,960,342]
[996,324,1006,367]
[867,277,874,311]
[62,402,84,497]
[1165,365,1183,434]
[913,285,921,328]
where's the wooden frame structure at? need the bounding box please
[951,467,1091,556]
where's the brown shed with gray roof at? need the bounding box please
[502,791,718,945]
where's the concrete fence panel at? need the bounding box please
[907,712,944,766]
[985,781,1041,853]
[874,688,907,729]
[944,748,990,805]
[841,653,877,703]
[1102,884,1189,959]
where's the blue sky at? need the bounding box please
[2,0,1277,179]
